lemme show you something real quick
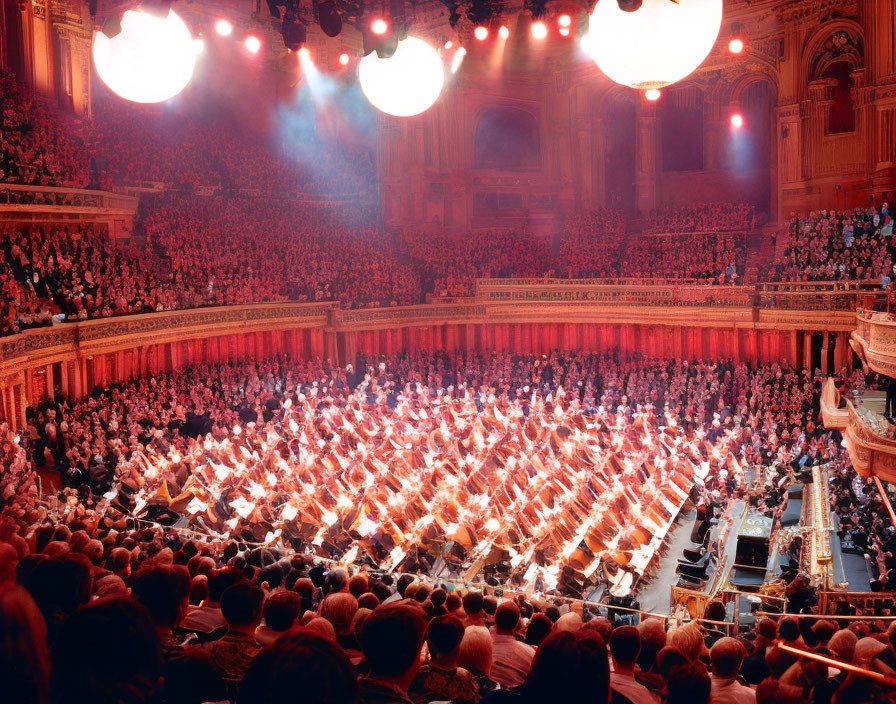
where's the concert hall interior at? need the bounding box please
[2,0,896,702]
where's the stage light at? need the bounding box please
[339,52,350,65]
[193,37,205,55]
[731,113,744,128]
[559,27,570,36]
[318,0,342,37]
[371,19,387,35]
[474,26,488,40]
[531,21,548,39]
[444,40,453,49]
[729,38,744,54]
[245,35,261,53]
[498,26,509,39]
[558,14,572,27]
[101,14,123,39]
[359,36,444,117]
[93,8,195,104]
[215,19,233,36]
[645,88,661,100]
[588,0,722,90]
[282,19,306,51]
[451,45,466,74]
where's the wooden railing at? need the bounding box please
[852,308,896,378]
[477,278,877,312]
[0,183,138,214]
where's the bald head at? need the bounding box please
[710,637,746,678]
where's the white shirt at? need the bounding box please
[490,633,535,689]
[710,675,757,704]
[610,671,660,704]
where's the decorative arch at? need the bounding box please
[802,20,864,86]
[660,83,705,172]
[473,106,541,170]
[598,89,638,213]
[728,72,779,107]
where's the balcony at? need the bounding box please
[852,308,896,378]
[820,378,896,484]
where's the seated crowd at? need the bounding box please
[555,209,627,279]
[2,536,895,704]
[761,206,894,283]
[618,233,745,284]
[0,69,93,189]
[0,351,894,703]
[643,202,757,234]
[0,196,756,335]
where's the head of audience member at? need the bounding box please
[220,582,264,634]
[262,591,301,633]
[637,618,666,673]
[459,625,493,677]
[656,646,690,679]
[666,663,711,704]
[239,631,358,704]
[517,630,610,704]
[555,611,583,633]
[25,554,92,641]
[463,591,484,619]
[348,574,368,599]
[0,542,18,584]
[359,601,428,692]
[445,592,462,614]
[609,625,641,673]
[828,629,858,664]
[667,623,706,662]
[162,651,226,704]
[320,592,359,638]
[130,563,191,633]
[305,617,337,641]
[49,597,162,704]
[0,583,49,704]
[425,614,466,668]
[525,612,553,647]
[710,637,747,679]
[494,601,521,636]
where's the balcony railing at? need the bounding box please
[853,308,896,378]
[820,378,896,484]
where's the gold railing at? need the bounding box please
[820,378,896,484]
[0,183,138,214]
[853,308,896,377]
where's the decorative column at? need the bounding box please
[635,96,659,214]
[17,382,27,429]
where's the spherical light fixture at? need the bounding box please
[93,8,195,104]
[559,27,570,36]
[359,36,445,117]
[474,26,489,41]
[338,52,350,66]
[531,21,548,39]
[588,0,722,90]
[644,88,661,101]
[730,113,744,128]
[244,35,261,53]
[215,19,233,36]
[371,19,388,35]
[558,14,572,27]
[498,26,510,39]
[728,38,744,54]
[444,40,453,49]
